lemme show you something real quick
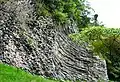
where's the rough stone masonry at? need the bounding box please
[0,0,108,81]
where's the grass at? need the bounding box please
[0,63,113,82]
[0,63,70,82]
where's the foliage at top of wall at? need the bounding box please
[0,0,93,30]
[69,26,120,81]
[35,0,92,30]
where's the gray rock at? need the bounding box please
[0,0,108,82]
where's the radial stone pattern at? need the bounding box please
[0,0,108,81]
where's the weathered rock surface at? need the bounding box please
[0,0,108,81]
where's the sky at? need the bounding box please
[88,0,120,28]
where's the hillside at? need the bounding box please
[0,0,108,81]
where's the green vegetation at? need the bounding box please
[0,63,71,82]
[69,26,120,81]
[36,0,92,30]
[1,0,120,81]
[0,0,93,30]
[0,63,112,82]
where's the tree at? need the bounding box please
[69,26,120,81]
[36,0,93,30]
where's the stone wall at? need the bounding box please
[0,0,108,81]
